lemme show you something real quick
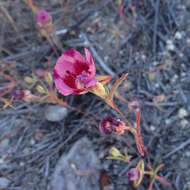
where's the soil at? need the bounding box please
[0,0,190,190]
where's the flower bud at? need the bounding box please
[109,147,121,157]
[36,85,46,94]
[24,76,34,84]
[127,168,140,181]
[99,114,125,135]
[37,10,51,25]
[45,72,53,85]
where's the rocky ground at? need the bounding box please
[0,0,190,190]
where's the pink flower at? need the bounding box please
[53,48,97,96]
[11,90,39,101]
[37,10,51,24]
[99,114,126,135]
[127,168,140,181]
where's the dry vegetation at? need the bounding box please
[0,0,190,189]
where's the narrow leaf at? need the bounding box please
[134,159,144,188]
[96,75,114,85]
[155,176,172,187]
[109,73,128,101]
[135,109,145,156]
[136,109,141,136]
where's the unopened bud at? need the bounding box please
[109,147,121,157]
[36,85,46,94]
[99,114,125,135]
[24,76,34,84]
[127,168,140,181]
[45,72,53,85]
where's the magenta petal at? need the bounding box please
[53,48,97,96]
[86,78,97,88]
[37,10,51,24]
[53,70,74,96]
[54,55,75,78]
[65,49,86,65]
[54,49,88,78]
[85,48,96,76]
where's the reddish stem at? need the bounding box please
[136,109,141,136]
[112,102,133,130]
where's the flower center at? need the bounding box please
[75,71,89,88]
[41,15,46,20]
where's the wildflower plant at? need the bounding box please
[25,0,63,54]
[53,48,173,189]
[1,48,172,189]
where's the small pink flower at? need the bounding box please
[11,90,26,99]
[127,168,140,181]
[128,100,139,112]
[11,90,40,101]
[99,114,126,135]
[53,48,97,96]
[37,10,51,24]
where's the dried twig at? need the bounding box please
[81,32,115,76]
[163,138,190,159]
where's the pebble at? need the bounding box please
[0,139,9,151]
[174,31,182,39]
[180,119,188,127]
[185,151,190,157]
[167,43,175,51]
[178,108,188,119]
[45,105,68,122]
[51,137,101,190]
[150,125,156,131]
[179,160,188,170]
[0,177,10,189]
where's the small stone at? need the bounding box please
[171,74,178,83]
[185,151,190,157]
[51,137,100,190]
[141,54,146,61]
[150,125,155,131]
[179,53,184,58]
[178,108,188,119]
[187,181,190,188]
[165,119,171,125]
[155,83,159,88]
[181,72,186,77]
[180,119,188,127]
[45,105,68,122]
[152,61,159,66]
[30,138,35,145]
[167,43,175,51]
[174,32,182,39]
[179,160,188,170]
[0,158,4,164]
[186,38,190,44]
[166,40,173,45]
[20,162,25,166]
[0,139,9,151]
[0,177,10,189]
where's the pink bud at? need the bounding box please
[99,114,125,135]
[37,10,51,24]
[127,168,140,181]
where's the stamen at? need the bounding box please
[75,70,89,87]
